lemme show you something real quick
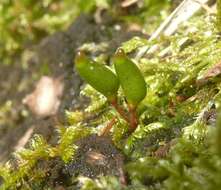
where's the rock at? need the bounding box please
[23,76,64,118]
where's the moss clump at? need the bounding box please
[1,7,221,190]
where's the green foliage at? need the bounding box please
[121,37,148,53]
[0,126,92,189]
[79,176,122,190]
[75,49,147,132]
[0,0,111,64]
[217,0,221,32]
[120,0,170,34]
[73,14,221,189]
[81,84,108,113]
[126,135,221,190]
[113,49,147,108]
[0,101,13,128]
[124,122,172,158]
[0,135,52,190]
[2,2,221,190]
[57,125,92,163]
[65,110,84,125]
[75,51,120,101]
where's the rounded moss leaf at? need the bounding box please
[113,49,146,107]
[75,51,119,101]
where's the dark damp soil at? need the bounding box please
[65,135,124,179]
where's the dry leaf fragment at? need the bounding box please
[85,150,108,166]
[23,76,64,118]
[121,0,139,8]
[202,63,221,78]
[197,62,221,85]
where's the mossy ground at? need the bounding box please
[1,1,221,190]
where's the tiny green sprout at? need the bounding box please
[75,50,147,133]
[112,48,147,109]
[75,51,119,102]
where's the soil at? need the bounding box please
[65,135,124,179]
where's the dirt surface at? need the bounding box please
[0,13,147,163]
[12,135,125,189]
[65,135,124,179]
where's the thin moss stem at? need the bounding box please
[110,99,130,123]
[100,117,117,136]
[128,105,138,131]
